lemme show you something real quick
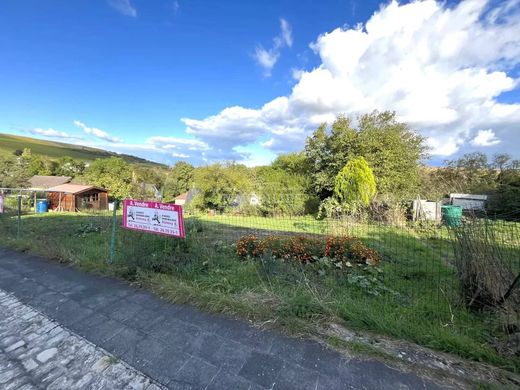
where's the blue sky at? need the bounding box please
[1,0,519,166]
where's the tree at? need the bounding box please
[444,152,496,193]
[255,166,314,215]
[334,157,377,211]
[26,156,57,176]
[192,163,252,210]
[54,156,86,177]
[305,123,334,198]
[486,156,520,218]
[305,111,426,200]
[492,153,511,171]
[0,155,29,188]
[163,162,195,201]
[83,157,133,200]
[356,111,425,198]
[271,152,311,176]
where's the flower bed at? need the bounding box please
[236,234,381,267]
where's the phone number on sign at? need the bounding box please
[128,223,180,235]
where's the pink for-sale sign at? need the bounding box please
[122,199,185,238]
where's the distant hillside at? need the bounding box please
[0,133,165,167]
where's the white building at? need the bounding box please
[449,193,487,210]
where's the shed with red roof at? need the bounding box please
[47,184,109,212]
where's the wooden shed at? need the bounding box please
[47,184,109,212]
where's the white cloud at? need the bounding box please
[172,152,189,158]
[278,18,293,47]
[108,0,137,17]
[471,129,501,146]
[254,18,293,76]
[145,136,209,151]
[254,48,279,75]
[29,128,82,140]
[183,0,520,160]
[73,120,123,143]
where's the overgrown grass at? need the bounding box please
[0,212,518,373]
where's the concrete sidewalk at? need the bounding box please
[0,248,447,389]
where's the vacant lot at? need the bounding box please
[0,211,518,372]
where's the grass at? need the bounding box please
[0,211,518,373]
[0,133,164,167]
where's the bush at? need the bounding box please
[325,236,381,266]
[450,220,519,311]
[236,234,381,268]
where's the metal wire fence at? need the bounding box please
[0,194,519,365]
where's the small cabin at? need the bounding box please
[47,184,109,212]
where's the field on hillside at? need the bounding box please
[0,133,164,167]
[0,210,518,373]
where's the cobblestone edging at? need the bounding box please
[0,288,165,390]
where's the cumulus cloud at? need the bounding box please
[471,129,501,146]
[74,120,123,143]
[108,0,137,17]
[254,18,293,76]
[29,128,82,141]
[184,0,520,160]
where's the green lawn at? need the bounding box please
[0,211,518,373]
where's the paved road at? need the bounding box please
[0,248,448,389]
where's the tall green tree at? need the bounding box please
[305,123,333,198]
[305,111,426,200]
[334,157,377,211]
[255,166,314,215]
[163,161,195,201]
[54,156,86,177]
[271,152,311,176]
[0,155,29,188]
[437,152,496,194]
[192,163,252,210]
[488,165,520,218]
[83,157,133,200]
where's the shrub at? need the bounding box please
[450,220,519,311]
[334,156,377,212]
[324,236,381,266]
[235,234,259,258]
[236,234,381,268]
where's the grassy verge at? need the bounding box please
[0,212,518,373]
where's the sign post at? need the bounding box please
[108,200,118,264]
[17,195,21,239]
[122,200,185,238]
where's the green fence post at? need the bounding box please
[108,200,118,264]
[17,195,22,239]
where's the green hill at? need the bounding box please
[0,133,164,167]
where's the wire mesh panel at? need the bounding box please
[1,198,518,368]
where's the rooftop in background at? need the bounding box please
[47,184,108,195]
[29,175,71,190]
[175,192,188,201]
